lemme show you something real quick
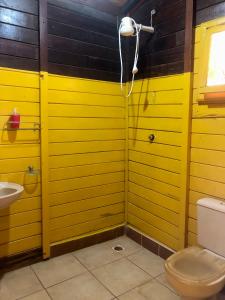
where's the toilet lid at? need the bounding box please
[165,247,225,284]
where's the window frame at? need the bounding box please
[197,18,225,103]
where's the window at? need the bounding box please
[207,31,225,87]
[197,19,225,103]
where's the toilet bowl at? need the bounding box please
[165,247,225,300]
[165,198,225,300]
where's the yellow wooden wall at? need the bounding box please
[188,20,225,246]
[127,74,190,251]
[0,68,125,258]
[47,75,125,246]
[0,68,42,257]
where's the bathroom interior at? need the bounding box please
[0,0,225,299]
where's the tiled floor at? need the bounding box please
[0,236,223,300]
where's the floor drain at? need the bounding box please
[113,245,124,252]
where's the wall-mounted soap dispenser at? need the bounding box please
[9,108,20,129]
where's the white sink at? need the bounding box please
[0,182,24,209]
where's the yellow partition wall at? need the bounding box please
[127,74,191,251]
[188,18,225,246]
[0,67,126,258]
[47,75,125,247]
[0,68,41,257]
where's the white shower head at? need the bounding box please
[120,17,135,37]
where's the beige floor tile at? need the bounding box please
[127,248,165,277]
[118,279,180,300]
[108,236,142,256]
[92,258,151,296]
[31,253,86,287]
[156,273,177,293]
[21,290,51,300]
[47,271,114,300]
[0,267,43,300]
[73,240,122,270]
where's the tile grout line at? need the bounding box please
[73,252,118,299]
[15,265,52,300]
[30,265,54,300]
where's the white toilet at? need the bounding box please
[165,198,225,300]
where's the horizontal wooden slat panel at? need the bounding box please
[50,182,124,206]
[0,101,39,116]
[129,128,182,146]
[129,150,181,173]
[50,193,124,219]
[48,75,120,95]
[129,161,180,187]
[0,7,38,29]
[130,171,181,201]
[188,218,197,234]
[189,190,213,205]
[50,161,124,181]
[129,117,182,132]
[0,223,41,245]
[129,104,182,118]
[49,129,125,143]
[49,117,125,130]
[50,172,124,194]
[190,162,225,183]
[129,182,179,213]
[188,232,197,246]
[0,68,39,88]
[188,203,197,220]
[128,192,178,226]
[0,171,40,186]
[191,133,225,151]
[48,90,124,106]
[129,90,184,105]
[0,131,40,145]
[49,140,125,156]
[0,157,40,174]
[128,203,179,238]
[49,151,124,168]
[0,0,38,15]
[191,148,225,168]
[0,23,38,45]
[128,214,178,250]
[49,104,124,118]
[192,119,225,135]
[50,213,124,243]
[51,202,124,231]
[129,140,181,160]
[190,176,225,199]
[131,74,184,94]
[192,103,225,118]
[0,210,41,231]
[51,205,123,232]
[0,85,39,102]
[0,235,41,258]
[0,197,41,217]
[0,144,39,159]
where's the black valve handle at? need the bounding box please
[149,134,155,143]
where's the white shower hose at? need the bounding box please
[119,18,141,98]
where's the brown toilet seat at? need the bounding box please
[165,247,225,285]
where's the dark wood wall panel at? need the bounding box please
[196,0,225,25]
[0,0,39,71]
[0,0,38,15]
[47,1,120,81]
[127,0,186,79]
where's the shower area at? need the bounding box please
[0,0,192,263]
